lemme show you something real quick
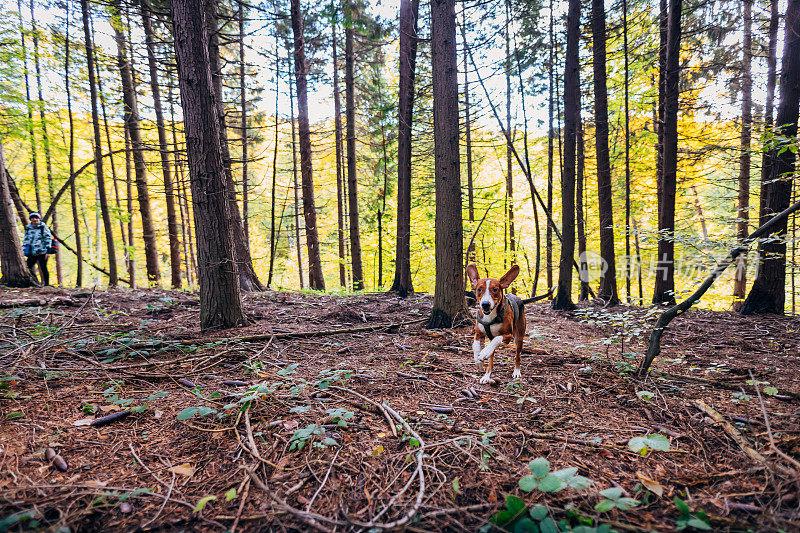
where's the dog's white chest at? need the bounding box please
[477,321,503,338]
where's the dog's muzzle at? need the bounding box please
[481,302,492,314]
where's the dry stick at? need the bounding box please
[306,447,341,513]
[229,476,251,533]
[750,370,800,474]
[694,400,794,477]
[639,198,800,376]
[329,385,397,437]
[143,458,175,528]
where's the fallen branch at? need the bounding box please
[638,197,800,376]
[329,385,397,437]
[694,400,794,477]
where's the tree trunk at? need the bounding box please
[391,0,418,297]
[740,0,800,315]
[653,0,682,305]
[204,0,263,292]
[290,0,325,291]
[551,0,580,311]
[623,0,632,303]
[64,4,83,286]
[123,124,136,287]
[577,106,588,302]
[733,0,752,311]
[505,0,515,267]
[267,53,279,288]
[30,0,62,285]
[111,6,162,287]
[0,141,37,288]
[591,0,619,305]
[289,51,304,290]
[656,0,667,219]
[17,0,41,215]
[81,0,118,287]
[345,1,364,291]
[759,0,780,224]
[142,0,181,288]
[546,0,554,292]
[464,7,474,225]
[170,0,244,329]
[427,0,467,328]
[333,19,347,288]
[238,2,249,245]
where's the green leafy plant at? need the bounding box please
[628,434,670,455]
[289,423,338,450]
[636,390,655,401]
[326,407,354,426]
[594,487,640,512]
[519,458,593,493]
[177,405,218,420]
[674,497,711,530]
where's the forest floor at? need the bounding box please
[1,286,799,532]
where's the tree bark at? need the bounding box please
[551,0,579,311]
[345,1,363,291]
[111,5,162,287]
[505,0,515,267]
[142,0,182,288]
[288,50,304,290]
[267,51,280,289]
[656,0,667,219]
[733,0,752,311]
[64,2,83,286]
[427,0,467,327]
[30,0,62,285]
[333,18,347,287]
[81,0,118,286]
[740,0,800,315]
[17,0,41,215]
[577,105,588,302]
[653,0,682,305]
[238,1,249,245]
[464,7,474,225]
[204,0,264,292]
[623,0,632,303]
[0,141,37,288]
[546,0,554,292]
[391,0,418,297]
[759,0,780,225]
[591,0,619,305]
[290,0,325,291]
[170,0,244,329]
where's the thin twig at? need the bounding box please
[143,457,175,527]
[306,447,341,513]
[330,385,397,437]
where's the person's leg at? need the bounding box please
[26,256,41,285]
[38,255,50,286]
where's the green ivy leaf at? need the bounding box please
[505,495,527,517]
[538,517,559,533]
[599,487,623,500]
[529,505,548,521]
[687,517,712,530]
[616,497,641,510]
[528,457,550,478]
[225,488,237,501]
[567,475,593,489]
[513,518,540,533]
[594,499,616,513]
[674,496,691,516]
[537,474,566,493]
[763,386,778,396]
[519,475,539,492]
[628,434,670,454]
[177,406,200,420]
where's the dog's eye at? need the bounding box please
[477,287,483,294]
[492,287,498,293]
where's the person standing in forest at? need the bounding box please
[22,212,53,287]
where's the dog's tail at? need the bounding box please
[521,286,556,305]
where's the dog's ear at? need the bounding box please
[499,264,520,289]
[466,264,480,288]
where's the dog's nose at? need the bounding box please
[481,303,491,313]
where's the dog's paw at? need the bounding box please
[512,368,522,380]
[479,372,492,384]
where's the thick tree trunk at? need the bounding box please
[111,6,161,287]
[18,0,41,215]
[577,108,588,302]
[740,0,800,315]
[204,0,263,292]
[591,0,619,305]
[288,52,304,290]
[239,2,249,245]
[505,0,515,267]
[0,141,36,288]
[464,8,474,225]
[653,0,682,305]
[142,0,182,288]
[333,19,347,287]
[734,0,753,310]
[391,0,418,297]
[64,5,83,286]
[267,55,279,288]
[81,0,118,286]
[30,1,62,285]
[551,0,580,311]
[345,2,364,291]
[123,125,136,287]
[656,0,667,218]
[546,0,554,292]
[170,0,244,329]
[290,0,325,291]
[759,0,780,224]
[427,0,467,328]
[623,0,632,303]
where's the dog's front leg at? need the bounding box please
[478,336,503,383]
[473,337,484,368]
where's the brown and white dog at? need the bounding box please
[466,264,551,384]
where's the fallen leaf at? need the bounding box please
[637,472,664,497]
[99,405,121,413]
[73,418,93,427]
[172,463,195,477]
[282,420,299,431]
[371,445,384,457]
